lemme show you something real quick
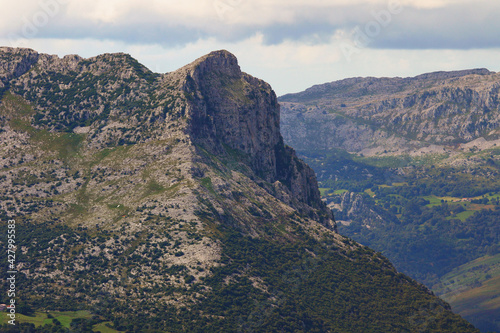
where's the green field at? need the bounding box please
[364,189,375,197]
[93,322,121,333]
[1,310,90,327]
[319,188,348,196]
[333,189,348,195]
[424,194,500,204]
[319,187,329,196]
[435,254,500,294]
[419,194,497,221]
[452,210,476,221]
[0,310,121,332]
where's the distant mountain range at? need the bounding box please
[280,68,500,157]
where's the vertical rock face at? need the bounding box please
[181,50,332,224]
[182,50,281,181]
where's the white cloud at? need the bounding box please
[2,0,497,49]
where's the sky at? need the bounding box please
[1,0,500,96]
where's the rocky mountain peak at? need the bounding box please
[0,47,333,229]
[173,51,331,224]
[183,49,241,78]
[180,50,280,178]
[0,47,39,93]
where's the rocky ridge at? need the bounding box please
[0,48,327,224]
[280,69,500,157]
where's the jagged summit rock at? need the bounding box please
[0,48,478,332]
[178,49,241,76]
[182,49,282,182]
[178,51,324,213]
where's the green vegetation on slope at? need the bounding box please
[298,149,500,332]
[0,218,477,332]
[0,310,122,332]
[105,225,477,332]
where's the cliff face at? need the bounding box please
[183,51,280,181]
[179,50,330,222]
[0,47,39,94]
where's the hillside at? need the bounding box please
[0,47,478,332]
[279,70,500,332]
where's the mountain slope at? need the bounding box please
[0,47,477,332]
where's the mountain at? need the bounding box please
[0,47,478,332]
[280,68,500,156]
[279,70,500,332]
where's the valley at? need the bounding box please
[280,70,500,332]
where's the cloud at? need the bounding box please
[368,2,500,49]
[1,0,499,50]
